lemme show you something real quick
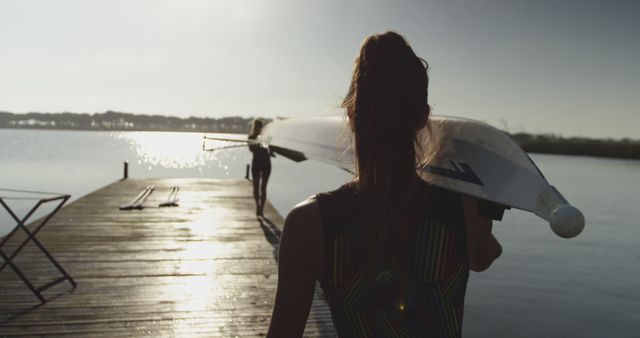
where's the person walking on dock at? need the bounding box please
[267,32,502,337]
[248,119,272,217]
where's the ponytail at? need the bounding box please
[343,32,431,271]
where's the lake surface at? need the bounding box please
[1,128,639,337]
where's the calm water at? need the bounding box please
[1,128,639,337]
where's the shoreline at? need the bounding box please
[0,125,246,134]
[2,126,638,161]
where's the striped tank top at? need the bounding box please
[316,182,469,337]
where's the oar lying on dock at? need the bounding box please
[159,186,179,207]
[119,185,155,210]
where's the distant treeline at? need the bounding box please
[0,110,271,134]
[1,110,638,160]
[510,133,640,160]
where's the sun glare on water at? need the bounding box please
[115,131,247,175]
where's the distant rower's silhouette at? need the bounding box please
[248,119,271,217]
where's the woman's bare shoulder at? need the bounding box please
[280,196,324,277]
[284,196,322,236]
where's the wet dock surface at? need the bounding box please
[0,178,335,337]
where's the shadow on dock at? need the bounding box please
[0,178,335,337]
[258,217,281,262]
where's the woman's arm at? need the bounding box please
[463,196,502,272]
[267,197,323,337]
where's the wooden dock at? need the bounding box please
[0,178,336,337]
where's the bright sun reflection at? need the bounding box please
[151,236,227,334]
[116,132,247,175]
[118,132,207,169]
[146,204,241,334]
[115,131,259,333]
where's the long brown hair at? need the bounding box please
[249,119,263,138]
[343,31,431,269]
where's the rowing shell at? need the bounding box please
[256,109,585,238]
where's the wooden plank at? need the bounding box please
[0,178,336,337]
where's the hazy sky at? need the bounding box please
[1,0,638,138]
